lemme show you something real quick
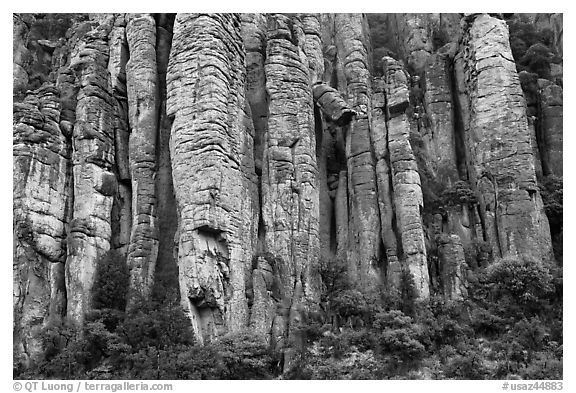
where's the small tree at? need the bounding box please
[211,331,275,379]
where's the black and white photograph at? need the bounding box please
[11,10,565,385]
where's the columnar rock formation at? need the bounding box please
[370,77,401,289]
[458,14,553,262]
[422,44,460,184]
[66,17,116,324]
[13,86,70,362]
[125,13,160,304]
[260,14,320,356]
[166,13,258,342]
[386,13,461,74]
[13,13,561,367]
[334,14,382,286]
[383,57,429,297]
[539,81,563,177]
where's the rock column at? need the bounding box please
[384,57,430,298]
[66,17,116,323]
[459,14,553,263]
[334,13,381,285]
[13,87,71,363]
[167,13,257,342]
[125,14,160,304]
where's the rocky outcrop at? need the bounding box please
[13,14,33,95]
[301,14,324,84]
[13,86,71,364]
[422,44,460,184]
[13,13,560,372]
[261,13,320,356]
[370,76,401,289]
[167,13,257,342]
[66,16,116,324]
[312,83,355,125]
[459,14,553,263]
[383,57,429,297]
[334,14,382,286]
[538,81,563,177]
[436,234,467,300]
[125,14,160,304]
[154,14,179,299]
[107,17,132,260]
[240,13,268,175]
[387,13,461,74]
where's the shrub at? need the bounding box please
[213,331,275,379]
[508,18,545,60]
[539,175,563,263]
[540,175,563,227]
[287,346,385,380]
[331,289,369,320]
[520,43,553,79]
[339,329,378,352]
[520,356,562,380]
[444,352,489,379]
[469,307,507,336]
[399,268,418,316]
[507,17,559,80]
[483,256,554,307]
[377,329,426,362]
[372,310,426,363]
[92,250,129,311]
[518,317,547,345]
[125,344,223,380]
[440,181,477,207]
[319,257,350,298]
[116,301,195,351]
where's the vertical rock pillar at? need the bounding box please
[167,13,257,343]
[383,57,430,298]
[459,14,553,263]
[261,13,320,360]
[13,87,71,364]
[370,76,402,289]
[334,13,382,286]
[125,14,160,305]
[66,17,116,324]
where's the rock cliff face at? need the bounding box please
[166,13,258,342]
[458,14,553,262]
[13,13,561,367]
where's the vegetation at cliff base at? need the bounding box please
[15,248,562,380]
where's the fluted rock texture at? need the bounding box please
[124,14,160,304]
[539,81,563,177]
[334,14,382,286]
[259,14,321,359]
[13,13,561,367]
[384,57,429,297]
[166,13,258,342]
[13,86,70,362]
[66,17,116,324]
[459,14,553,262]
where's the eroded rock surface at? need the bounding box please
[334,13,382,286]
[539,82,563,177]
[422,45,460,184]
[261,14,320,358]
[459,14,553,263]
[13,86,70,364]
[66,16,116,324]
[167,13,257,342]
[13,13,560,371]
[125,14,160,304]
[384,57,429,298]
